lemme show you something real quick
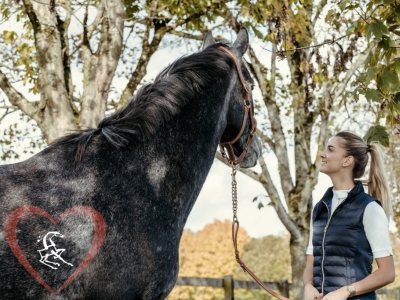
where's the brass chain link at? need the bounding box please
[231,163,238,222]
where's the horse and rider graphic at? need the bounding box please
[37,231,73,270]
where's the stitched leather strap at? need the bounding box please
[218,46,257,165]
[220,46,291,300]
[232,220,291,300]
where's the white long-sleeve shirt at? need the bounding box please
[306,189,393,259]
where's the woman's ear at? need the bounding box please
[343,156,354,167]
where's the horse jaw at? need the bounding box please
[238,134,262,168]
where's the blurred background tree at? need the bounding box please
[167,220,250,300]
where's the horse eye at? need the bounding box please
[251,85,255,91]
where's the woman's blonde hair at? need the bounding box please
[336,131,392,218]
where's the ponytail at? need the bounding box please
[335,131,392,219]
[368,143,392,218]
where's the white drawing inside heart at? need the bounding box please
[37,232,74,270]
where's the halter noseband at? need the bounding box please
[218,46,257,165]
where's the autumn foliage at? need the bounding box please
[167,220,291,300]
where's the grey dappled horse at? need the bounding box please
[0,28,261,299]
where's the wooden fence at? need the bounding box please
[175,276,290,299]
[175,276,400,300]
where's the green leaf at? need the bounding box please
[378,36,390,50]
[366,22,390,41]
[378,69,399,92]
[396,6,400,23]
[364,51,372,69]
[346,21,358,36]
[366,67,377,85]
[365,89,382,102]
[257,202,264,210]
[394,92,400,104]
[252,196,258,202]
[392,58,400,73]
[1,30,17,44]
[325,9,336,23]
[345,4,360,10]
[339,0,351,11]
[363,125,390,147]
[250,25,264,39]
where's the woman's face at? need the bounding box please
[320,136,351,175]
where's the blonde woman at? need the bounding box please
[303,131,395,300]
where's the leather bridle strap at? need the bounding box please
[232,220,290,300]
[222,47,291,300]
[218,46,257,166]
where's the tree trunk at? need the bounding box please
[80,0,125,129]
[290,233,308,300]
[22,0,77,142]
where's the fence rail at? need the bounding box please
[176,276,400,300]
[176,276,290,299]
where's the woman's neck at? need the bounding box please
[329,173,355,191]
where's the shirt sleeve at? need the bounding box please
[306,209,314,255]
[363,201,393,259]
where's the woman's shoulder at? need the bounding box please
[353,186,380,205]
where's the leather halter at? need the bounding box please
[219,47,290,300]
[218,46,257,165]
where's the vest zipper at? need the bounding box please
[320,198,348,295]
[320,201,331,295]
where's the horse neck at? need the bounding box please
[143,84,230,225]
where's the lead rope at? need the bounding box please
[230,164,291,300]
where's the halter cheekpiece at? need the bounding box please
[217,46,257,165]
[218,46,290,300]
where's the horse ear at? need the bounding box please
[232,27,249,57]
[202,31,216,50]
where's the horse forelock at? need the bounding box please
[52,44,236,161]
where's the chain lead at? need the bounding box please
[231,163,238,222]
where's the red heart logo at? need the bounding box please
[4,206,107,294]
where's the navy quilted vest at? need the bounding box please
[312,182,379,299]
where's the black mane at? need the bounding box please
[52,44,233,161]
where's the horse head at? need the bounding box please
[202,28,262,168]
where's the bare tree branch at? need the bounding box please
[86,1,105,41]
[256,129,275,152]
[332,46,371,101]
[0,70,41,122]
[216,152,300,239]
[258,156,301,240]
[312,0,328,30]
[22,0,40,32]
[120,1,227,105]
[215,152,261,182]
[80,0,125,128]
[248,45,294,201]
[168,30,203,40]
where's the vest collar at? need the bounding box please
[320,181,364,202]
